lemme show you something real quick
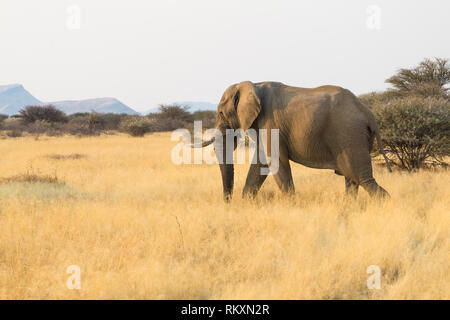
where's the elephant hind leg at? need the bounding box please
[336,149,389,199]
[345,177,359,198]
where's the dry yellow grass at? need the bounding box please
[0,133,448,299]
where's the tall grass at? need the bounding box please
[0,134,448,299]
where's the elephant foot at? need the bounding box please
[372,187,390,199]
[242,187,259,200]
[223,193,233,203]
[360,178,390,199]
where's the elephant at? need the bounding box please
[193,81,391,201]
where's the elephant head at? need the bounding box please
[193,81,261,201]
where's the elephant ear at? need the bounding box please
[234,81,261,131]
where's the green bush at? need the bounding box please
[6,130,23,138]
[84,112,128,131]
[0,103,212,136]
[26,120,54,134]
[0,114,8,123]
[359,91,397,109]
[99,113,128,130]
[373,97,450,171]
[119,117,154,137]
[86,113,105,131]
[191,110,216,129]
[67,112,129,131]
[19,105,68,124]
[154,104,192,122]
[67,113,91,123]
[145,104,193,131]
[1,117,26,135]
[152,118,188,132]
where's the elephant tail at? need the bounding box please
[354,94,392,173]
[370,120,392,173]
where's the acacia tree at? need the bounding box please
[370,58,450,171]
[385,58,450,99]
[155,104,192,122]
[19,105,68,124]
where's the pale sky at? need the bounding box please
[1,0,449,112]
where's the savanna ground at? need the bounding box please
[0,132,448,299]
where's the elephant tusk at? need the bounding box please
[189,137,216,148]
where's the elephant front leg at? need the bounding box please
[242,162,269,199]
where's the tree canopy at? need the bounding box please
[385,58,450,99]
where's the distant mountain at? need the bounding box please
[0,84,139,115]
[0,84,42,115]
[144,101,217,115]
[49,98,139,115]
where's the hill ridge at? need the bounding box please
[0,84,139,115]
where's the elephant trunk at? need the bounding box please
[188,122,236,202]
